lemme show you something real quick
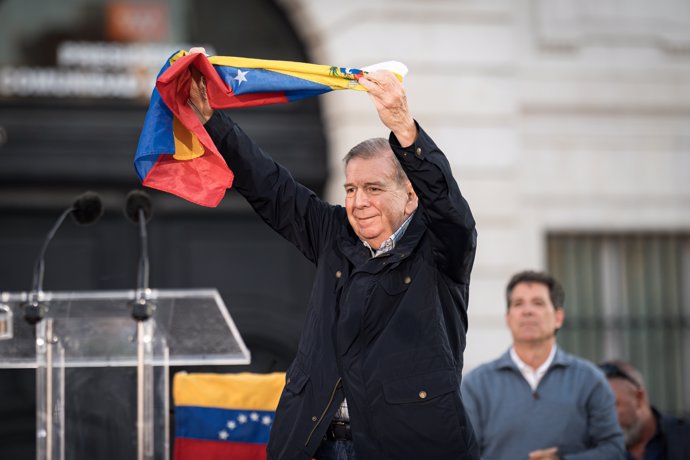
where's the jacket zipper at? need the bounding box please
[304,377,342,447]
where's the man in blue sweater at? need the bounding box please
[461,270,625,459]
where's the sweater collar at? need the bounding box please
[496,345,573,372]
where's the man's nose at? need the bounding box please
[353,189,369,207]
[521,304,535,315]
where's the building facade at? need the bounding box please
[1,1,688,456]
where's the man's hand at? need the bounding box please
[528,447,560,460]
[358,70,417,147]
[187,47,214,124]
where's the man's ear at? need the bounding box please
[634,387,647,409]
[555,307,565,327]
[553,307,565,334]
[404,182,418,215]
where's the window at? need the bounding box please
[548,233,690,417]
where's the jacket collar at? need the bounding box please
[339,209,427,267]
[389,211,426,258]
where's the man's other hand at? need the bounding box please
[528,446,560,460]
[187,47,214,124]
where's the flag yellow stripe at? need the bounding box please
[173,372,286,411]
[208,56,367,90]
[172,50,331,73]
[168,50,187,65]
[172,117,205,160]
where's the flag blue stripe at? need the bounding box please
[134,88,175,179]
[285,88,332,101]
[214,66,331,96]
[175,406,275,444]
[134,53,180,180]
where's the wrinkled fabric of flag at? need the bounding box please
[134,50,407,207]
[173,372,286,460]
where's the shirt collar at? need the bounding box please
[362,212,415,258]
[510,344,558,375]
[509,344,557,390]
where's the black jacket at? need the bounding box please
[652,408,690,460]
[206,112,479,460]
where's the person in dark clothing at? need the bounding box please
[599,360,690,460]
[187,48,479,460]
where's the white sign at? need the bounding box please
[0,41,216,99]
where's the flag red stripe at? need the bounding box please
[174,437,267,460]
[143,149,233,208]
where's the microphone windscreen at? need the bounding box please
[125,190,153,224]
[71,191,104,226]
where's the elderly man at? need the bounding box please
[599,360,690,460]
[461,270,625,460]
[188,48,479,459]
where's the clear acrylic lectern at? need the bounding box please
[0,289,250,460]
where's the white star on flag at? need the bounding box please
[227,420,237,430]
[238,414,248,424]
[250,412,260,421]
[218,430,229,440]
[262,415,272,426]
[234,69,249,85]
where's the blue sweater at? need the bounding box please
[461,348,625,460]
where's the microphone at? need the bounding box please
[124,190,153,226]
[124,190,154,321]
[71,191,105,226]
[24,191,104,325]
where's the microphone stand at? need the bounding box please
[129,199,155,460]
[132,206,152,321]
[24,207,74,460]
[23,191,103,460]
[24,207,74,325]
[24,191,102,325]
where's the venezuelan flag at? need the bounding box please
[173,372,286,460]
[134,51,407,207]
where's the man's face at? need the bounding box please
[608,378,645,447]
[506,282,564,344]
[344,153,416,250]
